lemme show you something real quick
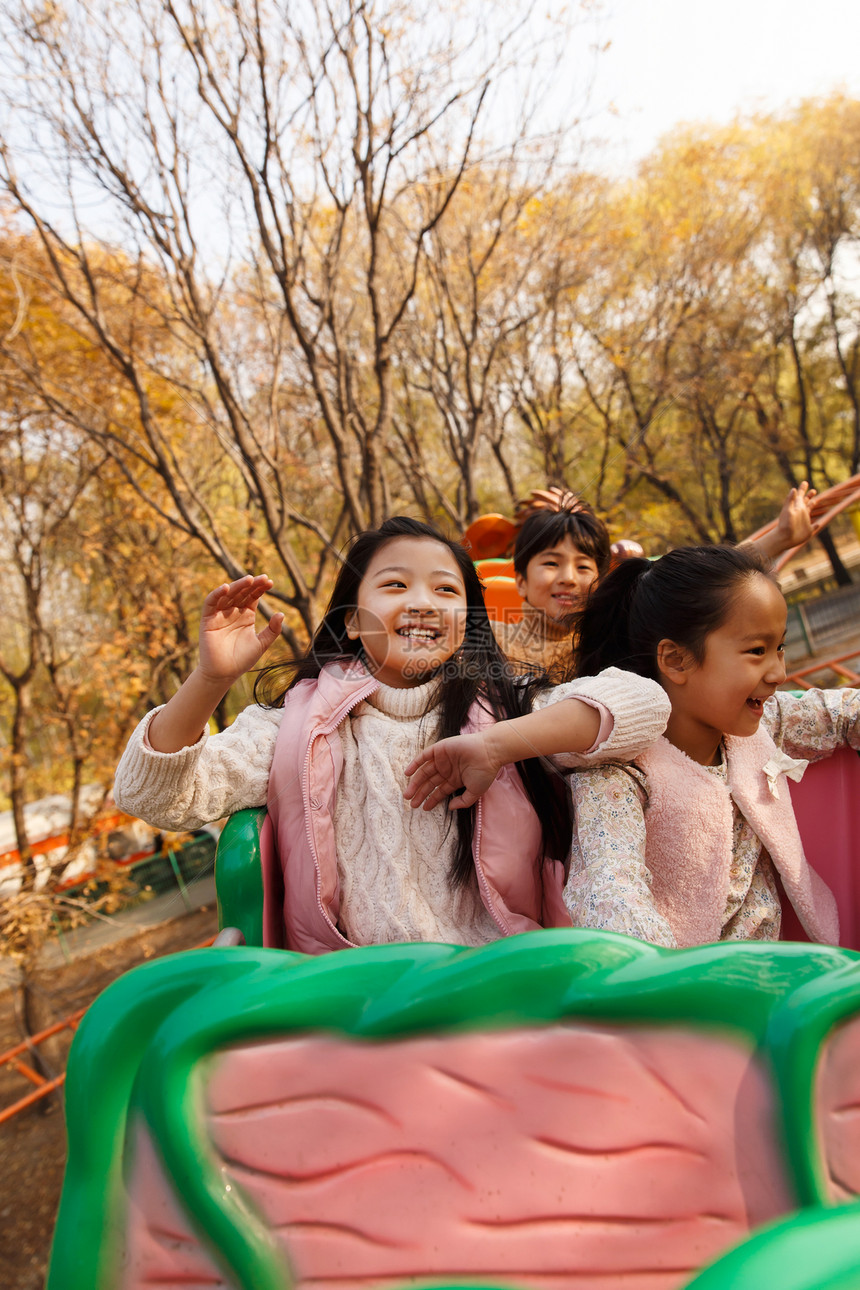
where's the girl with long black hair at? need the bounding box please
[114,517,667,951]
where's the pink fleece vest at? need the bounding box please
[637,731,839,948]
[261,660,570,953]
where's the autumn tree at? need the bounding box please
[0,248,217,1046]
[392,166,584,524]
[0,224,215,877]
[738,96,860,579]
[0,394,106,883]
[0,0,591,633]
[499,175,618,498]
[507,101,860,553]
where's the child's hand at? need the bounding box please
[747,482,819,561]
[404,732,502,811]
[776,481,818,550]
[198,576,285,684]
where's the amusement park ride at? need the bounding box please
[43,479,860,1290]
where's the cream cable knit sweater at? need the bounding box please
[114,666,668,945]
[113,665,670,838]
[332,678,498,946]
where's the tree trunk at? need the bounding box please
[817,528,853,586]
[14,961,60,1097]
[9,683,36,889]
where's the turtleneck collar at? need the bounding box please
[366,674,443,718]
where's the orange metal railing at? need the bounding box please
[0,932,218,1125]
[0,1008,86,1126]
[785,650,860,690]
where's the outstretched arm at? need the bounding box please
[764,687,860,761]
[748,482,817,561]
[148,576,284,753]
[403,698,602,811]
[404,669,670,810]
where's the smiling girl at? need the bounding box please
[561,545,856,946]
[492,483,819,677]
[407,544,857,948]
[113,518,668,952]
[492,494,610,674]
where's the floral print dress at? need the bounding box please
[564,688,860,947]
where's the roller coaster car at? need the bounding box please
[48,752,860,1290]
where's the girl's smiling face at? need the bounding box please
[661,573,788,765]
[515,535,600,620]
[345,536,468,687]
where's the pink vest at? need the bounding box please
[637,731,839,948]
[261,659,570,953]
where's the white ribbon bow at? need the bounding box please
[762,751,808,799]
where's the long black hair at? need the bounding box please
[575,544,777,681]
[255,516,572,885]
[513,502,611,580]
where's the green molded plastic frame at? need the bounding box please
[215,806,267,945]
[47,933,860,1290]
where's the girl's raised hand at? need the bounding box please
[403,732,502,812]
[198,576,285,684]
[776,481,818,549]
[750,481,819,561]
[148,575,285,755]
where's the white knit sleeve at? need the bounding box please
[113,703,283,830]
[534,667,670,767]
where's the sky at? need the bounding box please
[583,0,860,168]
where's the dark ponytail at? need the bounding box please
[575,545,775,681]
[575,557,653,678]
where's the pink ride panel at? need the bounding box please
[817,1014,860,1203]
[790,745,860,951]
[123,1022,794,1290]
